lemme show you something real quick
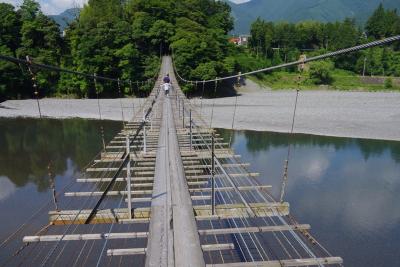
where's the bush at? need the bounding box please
[384,78,393,89]
[309,60,334,84]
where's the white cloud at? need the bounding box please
[0,0,87,15]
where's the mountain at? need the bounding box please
[227,0,400,34]
[49,8,80,31]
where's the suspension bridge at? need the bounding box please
[2,35,400,266]
[0,56,341,266]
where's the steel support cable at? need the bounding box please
[213,167,260,262]
[39,139,129,266]
[173,35,400,84]
[95,182,126,267]
[198,130,300,262]
[209,153,268,262]
[172,87,254,262]
[71,223,97,267]
[180,88,327,262]
[204,129,308,260]
[42,142,122,230]
[228,95,239,147]
[51,161,122,266]
[0,54,158,85]
[181,95,322,262]
[172,98,227,263]
[209,78,218,128]
[54,114,148,266]
[280,89,300,204]
[94,73,106,151]
[117,78,126,127]
[220,160,299,260]
[191,134,252,263]
[189,125,263,262]
[83,98,158,226]
[1,223,52,267]
[189,106,308,262]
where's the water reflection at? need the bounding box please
[0,176,16,201]
[219,129,400,267]
[0,118,121,254]
[0,118,121,192]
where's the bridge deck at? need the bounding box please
[20,57,343,266]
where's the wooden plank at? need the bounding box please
[125,197,152,203]
[198,224,311,235]
[191,195,212,201]
[186,173,260,180]
[23,232,148,242]
[77,177,154,183]
[183,163,250,169]
[205,257,343,266]
[107,248,146,256]
[181,154,241,159]
[201,243,234,252]
[64,190,152,197]
[187,181,208,186]
[86,167,154,172]
[194,202,290,218]
[189,185,271,193]
[49,208,151,225]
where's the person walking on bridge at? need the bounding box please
[163,73,170,84]
[162,73,171,96]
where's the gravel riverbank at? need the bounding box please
[1,90,399,141]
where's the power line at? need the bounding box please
[174,35,400,84]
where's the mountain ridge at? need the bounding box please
[49,8,80,31]
[227,0,400,34]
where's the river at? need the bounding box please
[0,118,399,266]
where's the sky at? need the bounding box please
[1,0,251,15]
[1,0,87,15]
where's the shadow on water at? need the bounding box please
[218,128,400,267]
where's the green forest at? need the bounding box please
[0,0,234,100]
[246,4,400,88]
[1,1,400,101]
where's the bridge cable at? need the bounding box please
[174,35,400,84]
[209,78,218,128]
[25,56,42,118]
[228,94,239,147]
[117,78,126,127]
[280,79,301,203]
[0,54,152,84]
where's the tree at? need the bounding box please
[0,3,23,100]
[17,0,62,96]
[309,60,334,84]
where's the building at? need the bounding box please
[228,35,250,46]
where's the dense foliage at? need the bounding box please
[0,0,234,100]
[1,1,400,100]
[248,4,400,81]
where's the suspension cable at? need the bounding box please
[174,35,400,84]
[280,83,300,203]
[25,56,42,118]
[0,54,150,84]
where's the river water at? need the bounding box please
[0,118,399,266]
[219,129,400,267]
